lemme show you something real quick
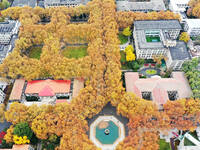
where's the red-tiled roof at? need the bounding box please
[38,86,54,97]
[25,79,71,96]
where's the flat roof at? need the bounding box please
[169,41,191,60]
[116,0,166,11]
[9,79,25,101]
[135,30,165,49]
[185,19,200,28]
[12,0,37,7]
[134,20,182,30]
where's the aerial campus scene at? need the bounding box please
[0,0,200,150]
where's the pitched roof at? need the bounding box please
[25,79,71,96]
[9,79,25,101]
[125,72,192,105]
[72,78,84,98]
[38,85,54,97]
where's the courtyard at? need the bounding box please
[29,46,42,60]
[146,35,161,42]
[61,46,88,59]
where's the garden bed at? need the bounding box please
[29,46,42,60]
[118,33,128,45]
[61,46,87,59]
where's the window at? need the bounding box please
[142,91,152,100]
[167,91,179,101]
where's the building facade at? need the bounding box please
[184,19,200,37]
[0,20,20,63]
[44,0,89,8]
[169,0,190,13]
[134,20,182,59]
[116,0,166,12]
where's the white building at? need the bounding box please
[169,0,190,13]
[44,0,89,8]
[0,20,20,63]
[116,0,166,12]
[134,20,181,59]
[0,20,20,45]
[184,19,200,37]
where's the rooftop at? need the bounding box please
[9,79,25,101]
[44,0,89,5]
[125,72,192,105]
[134,20,182,30]
[25,79,71,96]
[12,0,37,7]
[116,0,166,11]
[185,19,200,28]
[169,41,191,60]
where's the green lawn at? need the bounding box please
[61,46,87,59]
[29,46,42,59]
[159,139,171,150]
[146,69,157,75]
[184,131,198,146]
[146,36,160,42]
[118,33,128,45]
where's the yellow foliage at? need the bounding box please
[4,125,14,143]
[124,45,135,61]
[179,32,190,43]
[122,27,132,37]
[13,135,30,145]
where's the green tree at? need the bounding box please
[122,27,132,37]
[1,0,10,9]
[13,122,33,140]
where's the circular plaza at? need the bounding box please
[90,116,125,150]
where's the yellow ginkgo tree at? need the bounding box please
[124,45,136,61]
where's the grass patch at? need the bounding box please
[62,46,87,59]
[184,131,198,146]
[145,69,157,75]
[146,36,160,42]
[118,33,128,45]
[159,139,171,150]
[29,47,42,59]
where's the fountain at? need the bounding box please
[104,129,110,135]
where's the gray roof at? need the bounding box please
[44,0,89,5]
[116,0,166,11]
[12,0,37,7]
[134,20,182,30]
[169,41,191,60]
[135,30,165,49]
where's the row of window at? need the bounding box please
[142,91,179,101]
